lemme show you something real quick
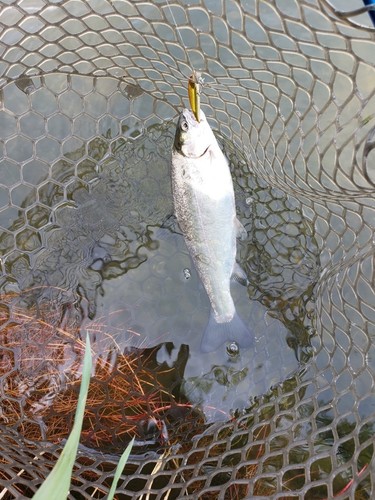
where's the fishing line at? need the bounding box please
[165,0,244,97]
[165,0,196,75]
[162,2,250,120]
[164,0,236,94]
[165,0,206,121]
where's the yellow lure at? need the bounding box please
[188,71,201,122]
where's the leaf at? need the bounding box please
[107,437,135,500]
[33,335,92,500]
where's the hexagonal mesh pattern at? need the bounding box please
[0,0,374,498]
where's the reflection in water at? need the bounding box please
[2,121,319,449]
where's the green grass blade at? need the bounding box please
[33,335,92,500]
[107,437,135,500]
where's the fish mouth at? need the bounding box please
[179,145,210,159]
[182,108,198,122]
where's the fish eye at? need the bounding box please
[181,120,188,131]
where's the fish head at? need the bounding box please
[173,109,212,158]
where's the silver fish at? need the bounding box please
[171,109,255,352]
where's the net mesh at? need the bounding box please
[0,0,374,498]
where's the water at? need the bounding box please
[0,75,318,452]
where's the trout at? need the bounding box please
[171,109,255,352]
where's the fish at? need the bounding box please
[171,108,255,352]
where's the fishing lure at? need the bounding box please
[188,70,202,122]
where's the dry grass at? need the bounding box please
[0,291,202,451]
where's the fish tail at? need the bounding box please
[200,311,255,353]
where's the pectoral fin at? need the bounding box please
[235,218,247,240]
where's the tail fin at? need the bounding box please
[200,311,255,353]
